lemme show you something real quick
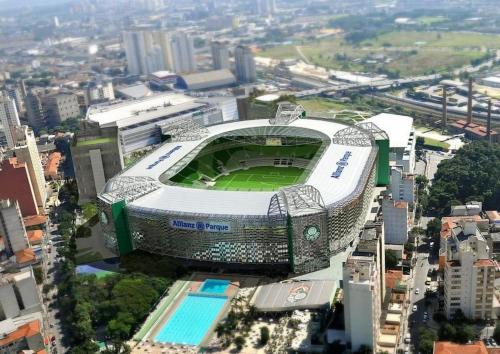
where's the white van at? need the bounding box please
[404,333,411,344]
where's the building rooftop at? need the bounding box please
[115,82,153,99]
[473,259,498,268]
[23,215,47,227]
[362,113,413,148]
[27,230,43,244]
[433,341,488,354]
[450,120,499,137]
[15,248,36,264]
[177,69,236,89]
[86,92,196,127]
[0,319,41,347]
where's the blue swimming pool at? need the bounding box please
[154,293,227,345]
[199,279,230,294]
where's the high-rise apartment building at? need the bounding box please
[170,32,196,74]
[24,91,46,132]
[71,121,124,203]
[0,96,21,148]
[211,41,230,70]
[443,221,498,320]
[343,254,381,353]
[0,158,38,217]
[234,45,256,83]
[123,30,195,75]
[390,167,415,207]
[0,199,29,256]
[0,268,41,320]
[13,126,46,210]
[382,198,409,245]
[42,93,80,124]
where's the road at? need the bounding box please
[44,223,68,354]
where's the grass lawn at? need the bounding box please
[423,137,450,150]
[259,31,500,76]
[298,98,350,112]
[75,251,103,265]
[416,16,448,25]
[213,166,305,191]
[77,137,115,147]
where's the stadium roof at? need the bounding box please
[251,280,336,312]
[176,69,236,90]
[105,118,375,216]
[361,113,413,148]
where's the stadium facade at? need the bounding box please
[98,104,389,274]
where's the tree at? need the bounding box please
[493,323,500,343]
[356,345,372,354]
[438,322,457,340]
[427,142,500,214]
[419,327,437,354]
[260,326,270,345]
[385,249,398,269]
[455,325,476,344]
[426,218,442,238]
[234,336,246,351]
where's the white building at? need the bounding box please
[0,267,42,320]
[170,32,196,74]
[382,198,409,245]
[390,167,415,207]
[362,113,416,173]
[85,81,115,104]
[443,221,498,320]
[85,92,229,154]
[123,30,195,75]
[13,126,46,209]
[211,41,230,70]
[0,200,29,256]
[343,255,381,353]
[0,97,21,148]
[235,45,256,83]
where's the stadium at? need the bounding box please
[98,104,389,274]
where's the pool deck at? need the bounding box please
[131,273,262,353]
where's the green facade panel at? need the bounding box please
[375,139,390,186]
[111,200,133,255]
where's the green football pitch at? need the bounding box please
[212,166,305,191]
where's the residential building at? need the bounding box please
[443,221,498,319]
[0,318,45,353]
[390,167,415,207]
[235,45,256,83]
[356,222,386,305]
[451,201,482,217]
[5,85,25,115]
[0,200,29,256]
[44,152,61,180]
[170,32,196,74]
[382,198,409,245]
[433,341,488,354]
[0,159,38,217]
[0,268,41,319]
[13,126,46,209]
[71,121,124,203]
[211,41,230,70]
[23,92,46,132]
[256,0,276,17]
[0,96,21,148]
[123,30,195,75]
[42,93,80,124]
[85,80,115,104]
[85,92,226,154]
[343,254,381,353]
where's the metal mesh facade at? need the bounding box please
[126,207,289,265]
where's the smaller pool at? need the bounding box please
[199,279,230,294]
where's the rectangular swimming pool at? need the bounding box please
[199,279,230,294]
[154,293,227,345]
